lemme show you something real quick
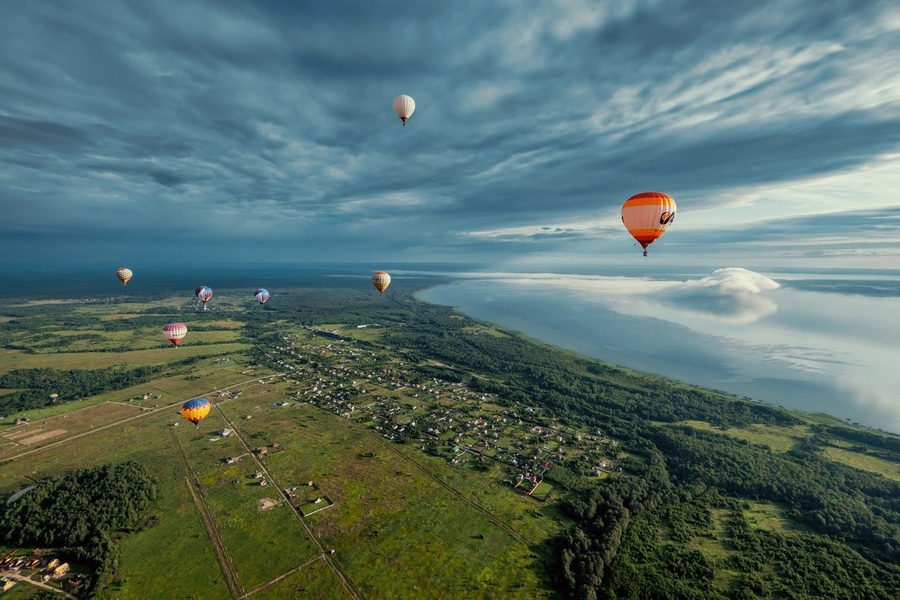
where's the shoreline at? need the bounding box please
[415,281,900,435]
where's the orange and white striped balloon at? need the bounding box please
[621,192,676,256]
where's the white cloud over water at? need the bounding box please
[656,268,781,323]
[421,267,900,431]
[453,267,782,323]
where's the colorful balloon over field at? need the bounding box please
[621,191,677,257]
[393,95,415,126]
[182,397,211,425]
[163,322,188,346]
[372,271,391,295]
[116,267,133,285]
[195,286,213,309]
[253,289,270,305]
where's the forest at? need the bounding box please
[0,461,157,596]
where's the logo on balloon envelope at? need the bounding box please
[659,211,675,225]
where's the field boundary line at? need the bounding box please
[169,428,245,599]
[212,403,364,600]
[240,555,324,599]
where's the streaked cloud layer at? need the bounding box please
[1,0,899,266]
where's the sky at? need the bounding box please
[2,0,899,268]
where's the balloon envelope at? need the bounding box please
[163,322,188,346]
[621,192,677,256]
[372,271,391,295]
[116,267,133,285]
[393,95,415,125]
[253,288,270,304]
[195,286,213,305]
[182,397,211,425]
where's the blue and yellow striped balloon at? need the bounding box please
[182,397,211,425]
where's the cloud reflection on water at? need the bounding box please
[420,268,900,433]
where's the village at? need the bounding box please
[0,550,84,597]
[255,326,624,500]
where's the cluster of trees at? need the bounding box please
[0,461,157,595]
[600,488,900,599]
[650,426,900,558]
[0,366,165,413]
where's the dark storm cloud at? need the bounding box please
[0,0,898,263]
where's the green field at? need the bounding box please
[0,342,250,375]
[677,420,810,453]
[823,445,900,480]
[0,296,561,598]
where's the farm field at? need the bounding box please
[0,293,566,598]
[676,420,810,453]
[0,342,250,375]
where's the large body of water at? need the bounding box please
[3,262,898,433]
[418,267,900,434]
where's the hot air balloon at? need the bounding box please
[253,289,270,305]
[372,271,391,295]
[621,191,677,257]
[393,95,415,126]
[195,286,213,309]
[49,393,59,403]
[182,397,210,426]
[116,267,133,286]
[163,322,188,346]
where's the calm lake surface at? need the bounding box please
[418,269,900,434]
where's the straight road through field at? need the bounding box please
[212,404,364,600]
[170,428,245,598]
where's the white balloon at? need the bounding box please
[393,95,416,125]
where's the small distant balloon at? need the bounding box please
[163,322,188,346]
[393,95,415,126]
[116,267,133,286]
[195,286,213,309]
[372,271,391,295]
[182,397,211,426]
[49,393,59,403]
[253,289,270,305]
[621,191,677,257]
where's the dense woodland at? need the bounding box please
[2,286,900,598]
[0,461,157,596]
